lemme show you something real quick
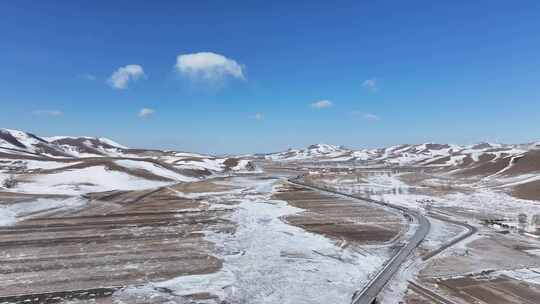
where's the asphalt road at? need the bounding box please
[422,213,478,261]
[350,210,430,304]
[287,176,431,304]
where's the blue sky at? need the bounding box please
[1,1,539,154]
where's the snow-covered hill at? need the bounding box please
[0,128,256,194]
[265,141,540,202]
[0,128,72,157]
[44,136,129,157]
[0,128,132,158]
[266,142,538,173]
[266,144,350,161]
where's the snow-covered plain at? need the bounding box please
[168,158,225,171]
[144,177,389,304]
[0,197,87,226]
[0,159,79,171]
[496,267,540,285]
[328,171,540,222]
[15,166,170,195]
[312,170,540,302]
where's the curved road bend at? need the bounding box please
[287,177,430,304]
[422,213,478,261]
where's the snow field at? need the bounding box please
[154,177,389,304]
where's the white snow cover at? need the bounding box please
[0,128,44,152]
[171,158,225,171]
[149,177,388,303]
[487,173,540,188]
[172,152,207,157]
[494,268,540,285]
[0,159,78,171]
[313,171,540,303]
[0,197,87,226]
[114,159,197,182]
[1,128,129,158]
[49,138,126,157]
[266,144,350,161]
[230,159,254,171]
[97,137,128,149]
[420,217,466,251]
[44,136,128,149]
[15,166,170,195]
[0,172,11,187]
[169,157,253,172]
[47,145,89,157]
[356,173,540,218]
[266,142,530,168]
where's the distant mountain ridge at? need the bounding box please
[0,128,205,159]
[265,141,540,171]
[0,129,75,157]
[0,128,256,193]
[265,142,540,201]
[266,144,349,161]
[0,128,131,158]
[44,136,129,158]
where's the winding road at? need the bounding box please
[287,176,430,304]
[422,212,478,261]
[288,173,479,304]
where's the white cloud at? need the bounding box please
[138,108,155,119]
[362,78,378,91]
[363,113,380,121]
[32,110,63,117]
[350,111,380,121]
[251,113,264,120]
[175,52,244,83]
[310,100,333,109]
[108,64,145,89]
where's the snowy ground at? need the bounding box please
[332,171,540,225]
[325,171,540,302]
[115,159,198,182]
[497,267,540,285]
[0,159,81,171]
[0,196,87,226]
[12,166,171,195]
[126,176,390,304]
[308,172,486,303]
[421,216,465,251]
[4,161,538,303]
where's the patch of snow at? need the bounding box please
[173,158,224,172]
[98,137,128,149]
[525,249,540,257]
[379,258,419,304]
[15,166,169,195]
[496,267,540,285]
[490,174,540,188]
[7,160,79,171]
[421,216,465,251]
[443,190,540,218]
[0,197,87,226]
[154,177,388,303]
[1,128,43,152]
[114,160,197,182]
[266,144,350,161]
